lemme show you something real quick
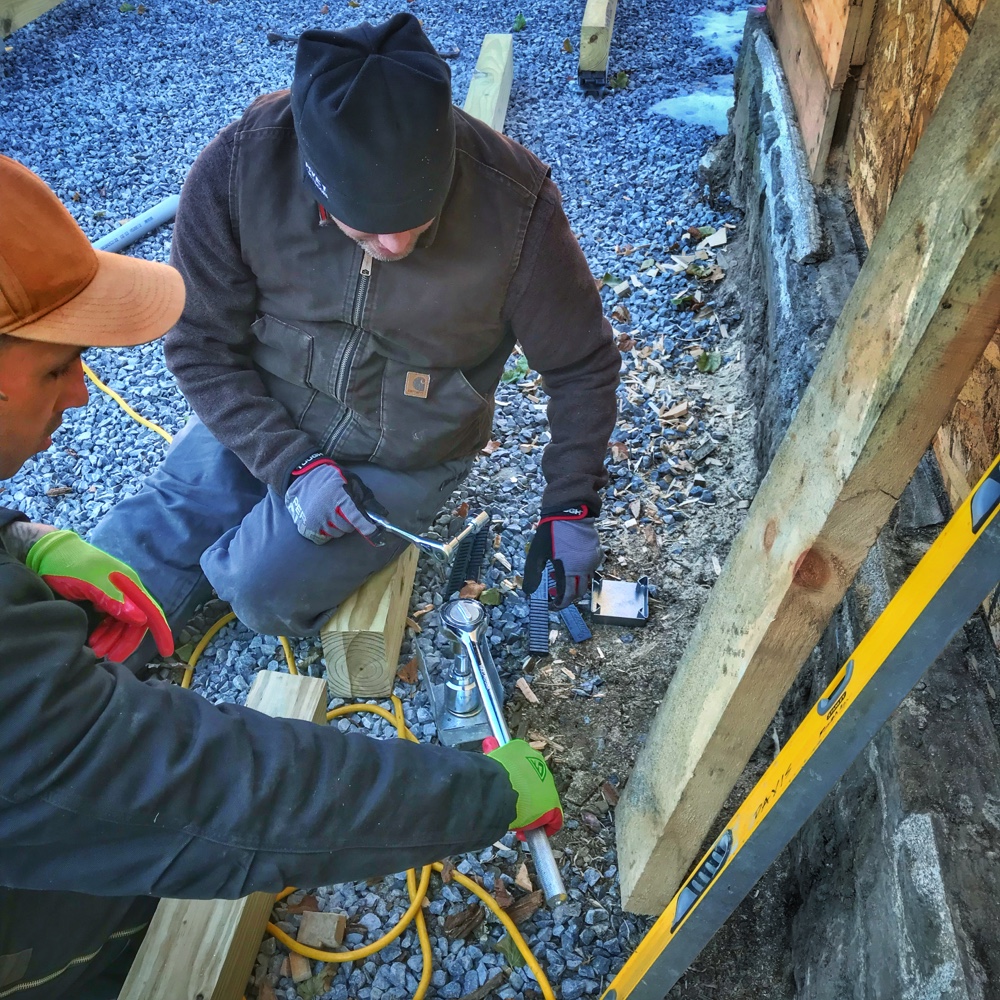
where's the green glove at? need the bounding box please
[26,530,173,662]
[485,737,563,838]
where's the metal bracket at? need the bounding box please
[589,572,650,627]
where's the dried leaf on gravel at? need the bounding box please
[481,440,502,455]
[396,658,419,685]
[615,332,636,351]
[45,485,73,497]
[512,12,527,31]
[284,893,320,915]
[444,903,485,940]
[506,890,544,926]
[319,2,328,10]
[696,350,723,374]
[580,809,604,833]
[440,859,457,883]
[601,780,621,807]
[480,588,502,606]
[561,37,573,52]
[494,932,527,969]
[459,580,486,599]
[297,969,334,1000]
[493,880,514,910]
[611,304,631,323]
[454,501,470,518]
[610,441,629,463]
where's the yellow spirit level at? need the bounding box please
[603,454,1000,1000]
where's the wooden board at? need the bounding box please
[768,0,842,181]
[800,0,874,86]
[121,672,328,1000]
[616,0,1000,914]
[321,545,419,698]
[0,0,63,36]
[462,33,514,133]
[579,0,618,79]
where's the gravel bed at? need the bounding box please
[2,0,749,996]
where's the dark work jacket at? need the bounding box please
[0,530,515,999]
[165,91,620,509]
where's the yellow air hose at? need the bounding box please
[86,362,558,1000]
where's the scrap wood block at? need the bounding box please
[297,910,347,949]
[120,672,328,1000]
[0,0,64,37]
[579,0,619,86]
[463,33,514,132]
[322,544,419,698]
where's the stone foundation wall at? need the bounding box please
[722,17,1000,999]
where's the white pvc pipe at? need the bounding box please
[92,194,180,253]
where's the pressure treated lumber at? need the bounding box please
[0,0,62,36]
[463,33,514,133]
[617,0,1000,915]
[322,544,419,698]
[120,672,328,1000]
[578,0,618,83]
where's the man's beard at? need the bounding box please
[354,236,418,263]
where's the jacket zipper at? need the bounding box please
[334,250,372,402]
[0,921,149,998]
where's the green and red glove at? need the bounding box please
[484,737,563,839]
[25,530,173,663]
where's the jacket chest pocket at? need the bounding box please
[372,360,495,468]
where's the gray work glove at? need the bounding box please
[522,504,602,610]
[284,453,385,545]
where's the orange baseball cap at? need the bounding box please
[0,154,185,347]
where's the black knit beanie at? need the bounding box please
[291,13,455,234]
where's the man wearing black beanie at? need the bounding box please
[92,13,619,656]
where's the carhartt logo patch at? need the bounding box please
[529,757,547,781]
[404,372,431,398]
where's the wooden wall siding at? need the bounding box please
[845,0,990,243]
[844,0,1000,507]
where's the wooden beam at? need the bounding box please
[0,0,62,36]
[616,0,1000,915]
[578,0,618,86]
[768,0,842,181]
[121,672,328,1000]
[462,33,514,133]
[799,0,876,87]
[321,545,419,699]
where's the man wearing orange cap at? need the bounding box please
[0,156,562,999]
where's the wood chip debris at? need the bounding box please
[444,903,485,940]
[514,863,533,892]
[515,677,539,704]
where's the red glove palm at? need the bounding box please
[26,531,173,662]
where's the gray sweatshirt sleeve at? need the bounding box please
[164,130,314,492]
[504,178,620,514]
[0,555,516,899]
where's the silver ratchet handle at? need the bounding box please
[367,510,490,561]
[458,633,568,906]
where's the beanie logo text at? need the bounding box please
[304,160,329,199]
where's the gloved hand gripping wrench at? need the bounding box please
[370,510,568,905]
